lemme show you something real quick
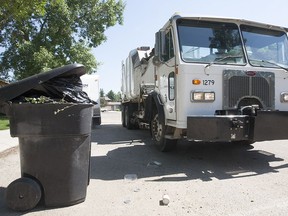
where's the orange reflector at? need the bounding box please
[192,79,201,85]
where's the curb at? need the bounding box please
[0,146,19,158]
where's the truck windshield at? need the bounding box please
[241,25,288,69]
[177,19,245,65]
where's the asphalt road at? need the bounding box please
[1,111,288,215]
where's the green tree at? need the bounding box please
[115,91,122,102]
[100,97,107,108]
[100,88,105,97]
[0,0,46,28]
[106,90,116,101]
[0,0,125,80]
[106,90,121,102]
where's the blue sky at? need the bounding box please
[93,0,288,93]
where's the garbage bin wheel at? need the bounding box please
[6,177,42,211]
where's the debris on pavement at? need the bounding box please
[147,161,162,167]
[160,194,170,206]
[124,199,131,204]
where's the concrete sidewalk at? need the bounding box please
[0,129,18,154]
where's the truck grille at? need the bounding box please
[223,70,275,109]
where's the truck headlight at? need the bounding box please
[281,92,288,102]
[191,91,215,102]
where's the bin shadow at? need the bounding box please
[90,125,288,182]
[0,187,23,216]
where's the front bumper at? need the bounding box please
[187,111,288,142]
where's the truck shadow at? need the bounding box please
[90,124,288,182]
[91,124,151,145]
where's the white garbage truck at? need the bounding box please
[81,74,101,126]
[121,14,288,151]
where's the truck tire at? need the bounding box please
[151,110,177,152]
[122,105,126,127]
[92,116,101,128]
[125,105,133,129]
[124,103,139,129]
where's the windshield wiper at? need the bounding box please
[204,55,243,69]
[249,59,288,73]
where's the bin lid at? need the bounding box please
[0,64,85,102]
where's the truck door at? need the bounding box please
[157,28,177,121]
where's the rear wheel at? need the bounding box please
[125,105,133,129]
[124,103,139,129]
[121,105,126,127]
[6,177,42,211]
[151,110,177,152]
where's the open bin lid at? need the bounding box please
[0,64,86,102]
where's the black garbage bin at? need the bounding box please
[0,64,94,211]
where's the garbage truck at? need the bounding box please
[121,14,288,151]
[81,74,101,126]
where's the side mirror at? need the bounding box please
[153,30,166,66]
[152,56,161,66]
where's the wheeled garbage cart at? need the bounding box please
[0,64,94,211]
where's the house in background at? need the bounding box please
[106,101,121,111]
[100,97,121,111]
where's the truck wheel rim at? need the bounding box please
[152,113,162,142]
